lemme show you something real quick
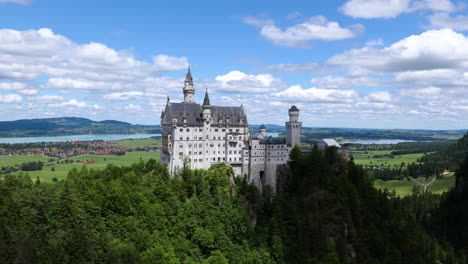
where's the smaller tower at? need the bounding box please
[183,66,195,103]
[202,88,211,125]
[259,124,266,139]
[286,105,302,147]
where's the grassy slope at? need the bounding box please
[374,173,455,197]
[112,137,161,148]
[352,150,425,166]
[6,151,160,183]
[0,155,51,166]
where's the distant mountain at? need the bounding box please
[0,117,160,137]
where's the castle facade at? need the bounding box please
[160,68,302,191]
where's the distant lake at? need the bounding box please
[0,134,161,144]
[342,139,416,145]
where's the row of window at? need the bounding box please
[182,157,242,163]
[178,128,242,133]
[178,135,244,141]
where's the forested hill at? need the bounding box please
[432,134,468,256]
[1,147,466,263]
[0,117,160,137]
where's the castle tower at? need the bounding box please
[183,66,195,103]
[286,105,302,147]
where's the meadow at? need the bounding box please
[14,151,160,183]
[351,150,425,166]
[374,172,455,197]
[0,138,162,183]
[111,137,161,148]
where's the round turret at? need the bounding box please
[288,105,299,122]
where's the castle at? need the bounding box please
[160,67,302,191]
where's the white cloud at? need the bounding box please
[103,91,143,101]
[246,16,364,48]
[0,82,28,90]
[152,55,189,71]
[18,89,38,95]
[122,104,143,111]
[367,91,392,102]
[32,95,64,103]
[214,70,283,93]
[49,99,87,108]
[310,75,380,88]
[0,93,22,103]
[428,13,468,31]
[328,29,468,72]
[273,85,359,103]
[340,0,458,19]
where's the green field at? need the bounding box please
[112,137,161,148]
[0,155,52,166]
[2,151,160,183]
[374,172,455,197]
[351,150,425,166]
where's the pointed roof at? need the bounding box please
[184,65,193,86]
[259,124,266,130]
[289,105,299,112]
[203,88,210,107]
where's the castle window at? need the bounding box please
[186,128,190,132]
[222,129,225,132]
[236,129,239,132]
[180,137,183,140]
[229,129,232,132]
[189,151,191,155]
[179,152,183,156]
[179,144,183,148]
[188,143,192,148]
[199,144,202,148]
[180,128,183,132]
[215,129,218,132]
[186,137,189,140]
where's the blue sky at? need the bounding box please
[0,0,467,129]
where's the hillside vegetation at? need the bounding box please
[0,117,160,137]
[0,145,466,263]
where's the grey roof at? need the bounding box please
[322,138,341,148]
[161,102,247,127]
[260,136,286,145]
[203,89,210,106]
[259,124,266,130]
[289,105,299,112]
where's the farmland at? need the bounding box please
[374,172,455,197]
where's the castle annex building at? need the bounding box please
[160,68,302,191]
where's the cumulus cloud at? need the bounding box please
[214,70,283,93]
[49,99,87,108]
[428,13,468,31]
[103,91,143,101]
[328,29,468,72]
[245,16,364,48]
[273,85,359,103]
[152,55,189,71]
[17,89,38,95]
[340,0,458,19]
[0,93,22,103]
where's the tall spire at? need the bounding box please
[184,65,193,86]
[203,88,210,107]
[183,65,195,103]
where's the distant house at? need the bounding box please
[318,138,341,150]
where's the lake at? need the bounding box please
[0,134,161,144]
[342,139,416,145]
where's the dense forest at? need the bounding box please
[0,136,467,263]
